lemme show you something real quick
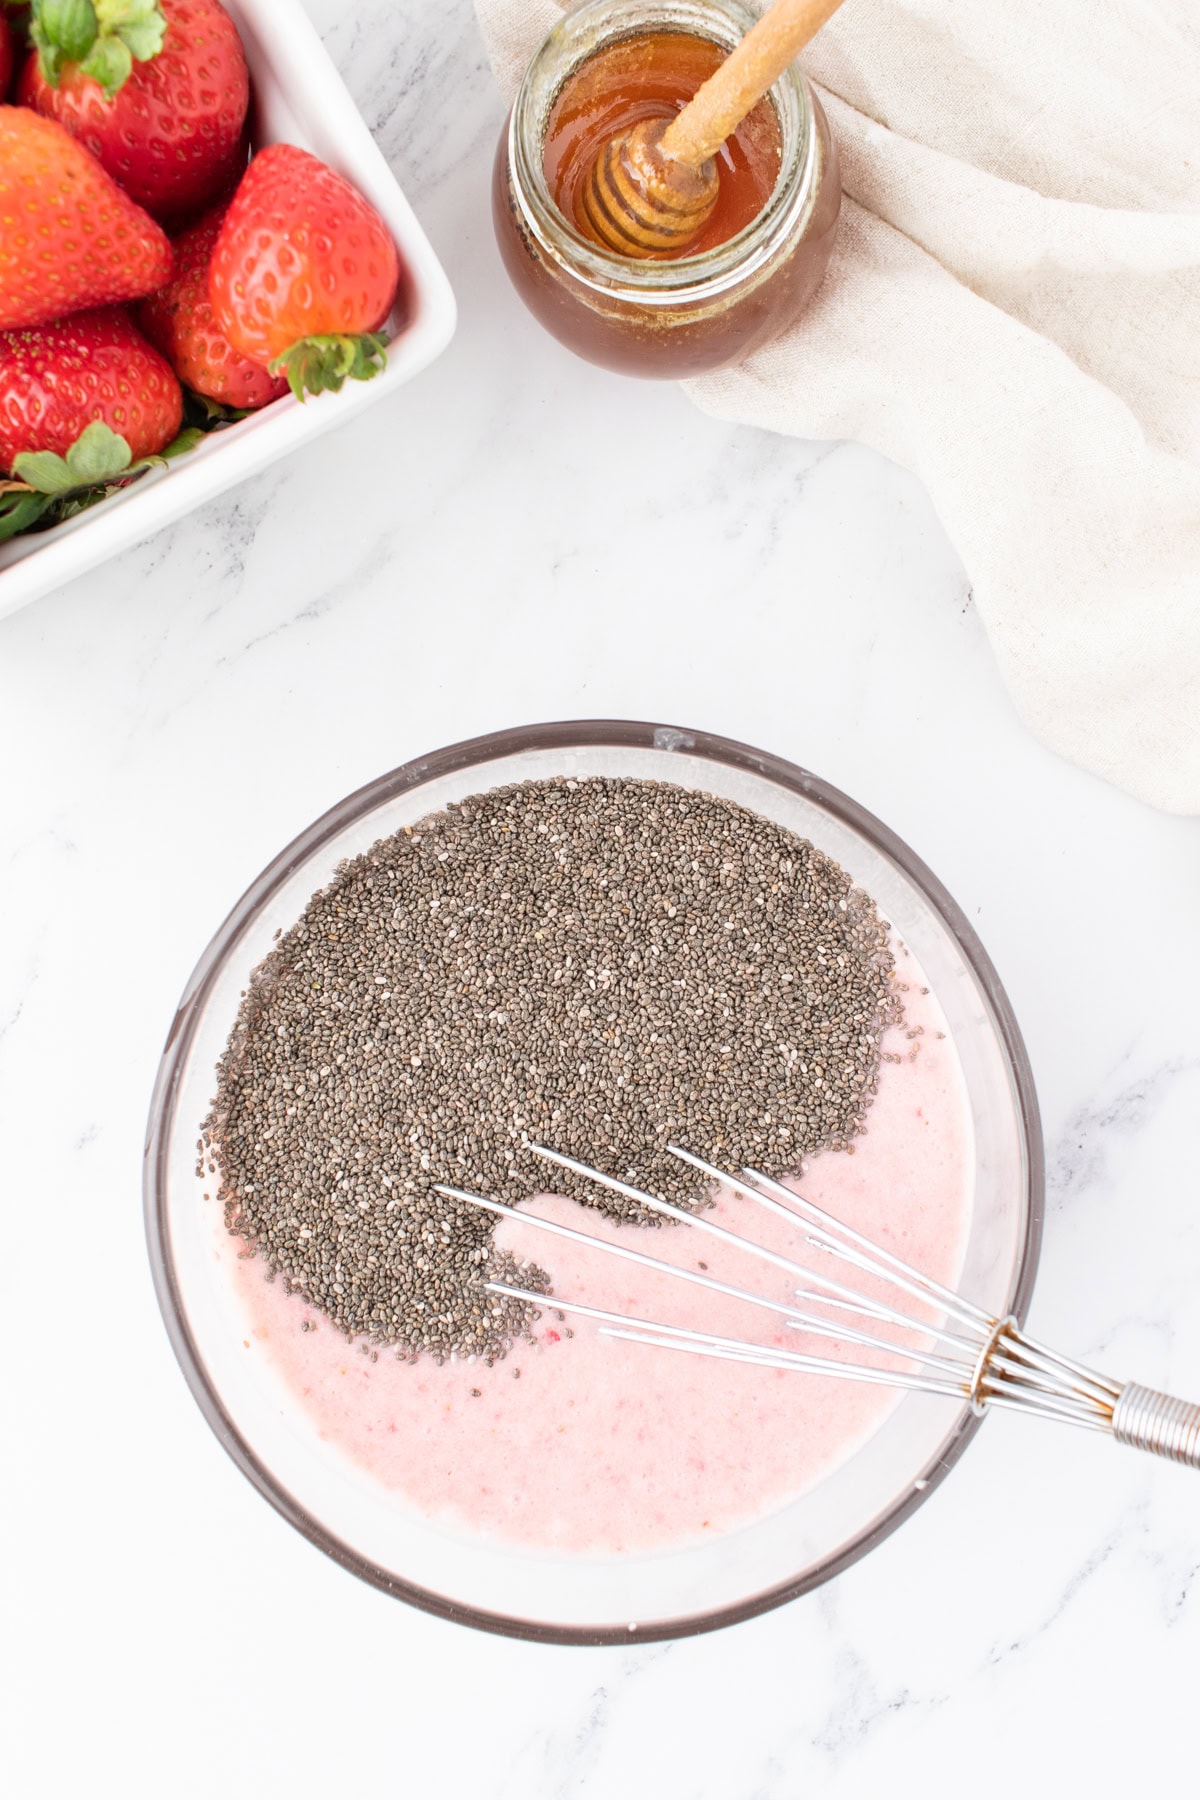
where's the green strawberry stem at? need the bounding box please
[31,0,166,97]
[268,333,390,403]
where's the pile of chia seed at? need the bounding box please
[203,777,903,1363]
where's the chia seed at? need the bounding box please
[203,777,902,1363]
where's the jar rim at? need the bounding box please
[509,0,820,305]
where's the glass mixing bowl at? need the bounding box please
[144,721,1043,1643]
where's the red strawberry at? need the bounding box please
[19,0,249,221]
[209,144,404,400]
[0,306,182,474]
[0,106,173,329]
[138,205,288,410]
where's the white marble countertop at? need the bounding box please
[2,2,1198,1794]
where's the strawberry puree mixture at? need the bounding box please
[224,954,971,1554]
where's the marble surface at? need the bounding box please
[2,2,1198,1794]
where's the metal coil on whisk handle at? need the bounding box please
[1111,1383,1200,1468]
[973,1319,1200,1469]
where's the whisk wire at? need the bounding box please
[441,1145,1200,1471]
[486,1282,970,1399]
[735,1159,994,1334]
[530,1144,980,1343]
[438,1184,968,1377]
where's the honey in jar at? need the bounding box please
[494,0,841,379]
[544,32,783,260]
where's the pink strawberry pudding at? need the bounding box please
[220,948,971,1556]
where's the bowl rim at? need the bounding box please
[143,718,1045,1644]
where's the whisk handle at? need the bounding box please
[1111,1383,1200,1469]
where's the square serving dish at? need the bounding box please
[0,0,457,625]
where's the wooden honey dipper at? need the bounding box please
[578,0,845,256]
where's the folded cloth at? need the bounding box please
[475,0,1200,813]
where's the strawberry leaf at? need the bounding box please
[30,0,165,95]
[97,0,164,60]
[65,419,134,482]
[182,392,252,430]
[12,451,82,495]
[268,333,390,402]
[13,421,134,494]
[79,32,131,94]
[29,0,94,83]
[157,426,207,461]
[0,489,56,544]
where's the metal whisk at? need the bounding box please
[437,1144,1200,1470]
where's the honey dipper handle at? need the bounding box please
[660,0,845,169]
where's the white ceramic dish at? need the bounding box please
[0,0,456,624]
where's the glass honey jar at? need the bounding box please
[493,0,841,379]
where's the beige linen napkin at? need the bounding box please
[475,0,1200,813]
